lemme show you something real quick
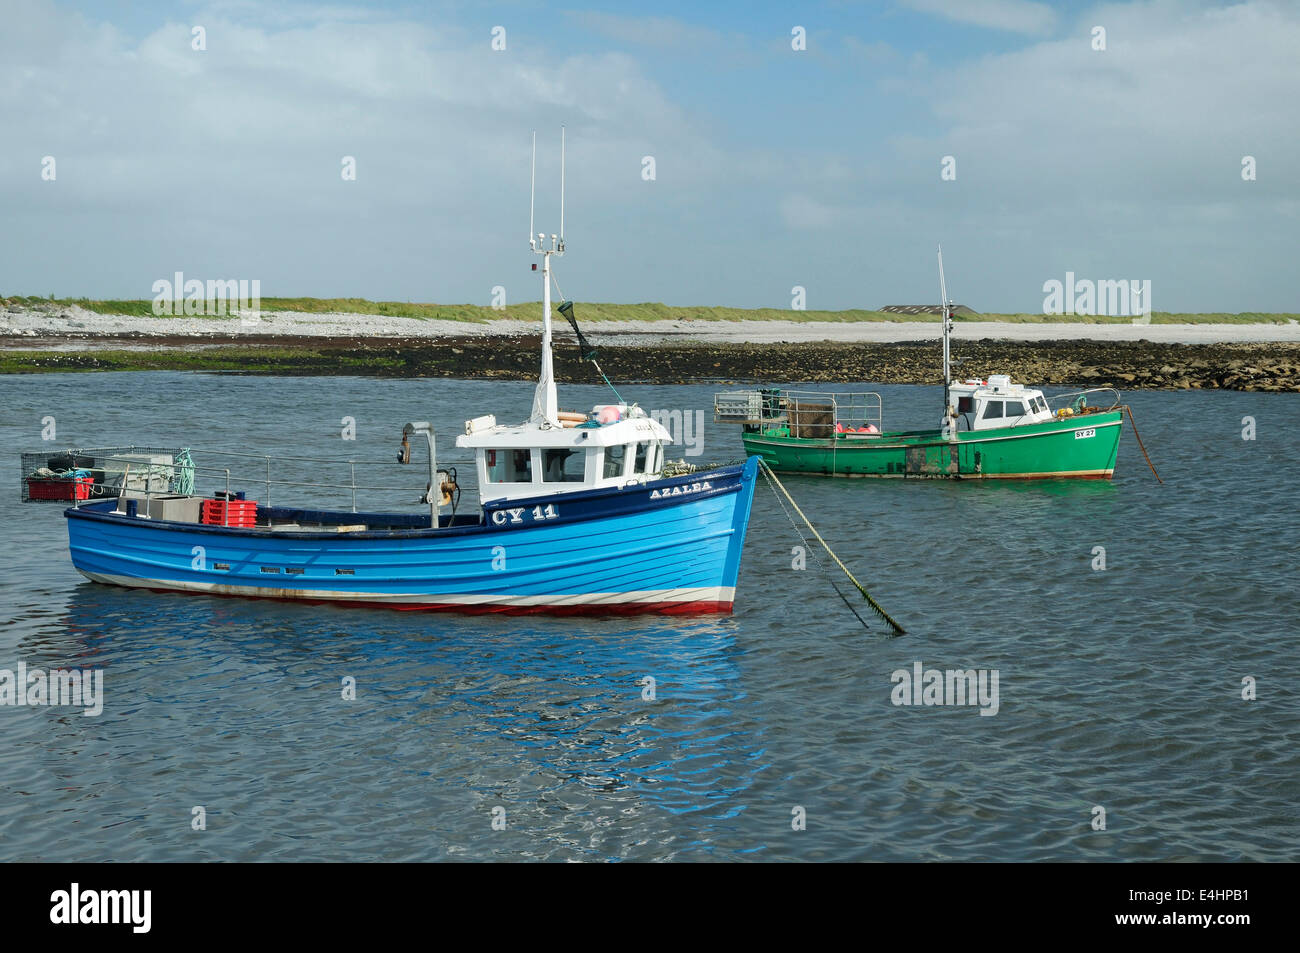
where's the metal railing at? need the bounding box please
[67,446,443,524]
[715,389,884,432]
[782,390,883,432]
[1046,388,1122,415]
[182,447,425,512]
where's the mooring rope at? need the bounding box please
[758,463,880,632]
[1123,405,1164,484]
[756,458,906,636]
[661,457,747,478]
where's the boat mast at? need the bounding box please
[529,127,565,428]
[937,244,953,415]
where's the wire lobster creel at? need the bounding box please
[20,446,193,503]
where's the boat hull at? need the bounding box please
[743,412,1122,479]
[64,459,759,615]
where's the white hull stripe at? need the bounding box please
[816,468,1114,479]
[757,417,1121,451]
[77,571,734,606]
[951,419,1121,447]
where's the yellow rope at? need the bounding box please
[758,459,906,635]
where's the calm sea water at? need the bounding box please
[1,371,1296,861]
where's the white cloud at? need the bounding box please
[564,12,731,52]
[899,0,1059,35]
[780,194,843,229]
[920,0,1300,192]
[2,0,1297,311]
[0,0,739,300]
[866,0,1300,309]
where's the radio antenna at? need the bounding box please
[527,128,567,427]
[559,124,566,245]
[529,131,537,252]
[938,244,953,417]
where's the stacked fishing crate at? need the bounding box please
[200,491,258,528]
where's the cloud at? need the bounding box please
[898,0,1059,35]
[919,0,1300,193]
[2,0,1297,311]
[563,12,732,52]
[0,0,736,300]
[780,194,843,229]
[865,0,1300,308]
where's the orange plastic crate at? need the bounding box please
[200,499,258,526]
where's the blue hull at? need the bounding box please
[64,459,759,615]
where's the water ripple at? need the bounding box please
[0,374,1295,860]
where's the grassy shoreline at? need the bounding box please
[4,295,1297,325]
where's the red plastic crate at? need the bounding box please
[27,476,93,501]
[201,499,258,527]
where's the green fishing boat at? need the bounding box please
[715,249,1127,480]
[715,382,1123,479]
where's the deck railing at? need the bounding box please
[44,445,444,523]
[715,389,883,433]
[1046,388,1122,415]
[179,447,429,512]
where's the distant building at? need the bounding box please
[878,304,978,316]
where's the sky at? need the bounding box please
[1,0,1296,312]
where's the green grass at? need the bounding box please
[949,311,1298,325]
[4,295,1297,324]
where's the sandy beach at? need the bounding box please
[3,302,1300,345]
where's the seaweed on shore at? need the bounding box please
[1,336,1297,391]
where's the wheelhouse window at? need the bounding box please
[1035,396,1048,413]
[542,448,585,483]
[957,396,974,414]
[603,444,627,478]
[1004,400,1026,417]
[982,401,1003,420]
[486,448,533,483]
[634,441,650,474]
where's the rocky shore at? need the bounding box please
[2,333,1297,391]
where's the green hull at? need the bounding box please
[743,411,1123,479]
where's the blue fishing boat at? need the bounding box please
[62,132,759,615]
[63,460,757,614]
